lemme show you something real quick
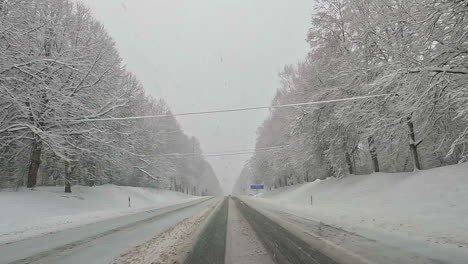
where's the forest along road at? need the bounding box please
[0,197,218,264]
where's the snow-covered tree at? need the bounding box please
[235,0,467,192]
[0,0,222,195]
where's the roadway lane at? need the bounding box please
[185,197,344,264]
[225,198,274,264]
[0,197,218,264]
[183,197,228,264]
[233,197,339,264]
[4,195,446,264]
[240,197,453,264]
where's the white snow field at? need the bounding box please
[254,163,468,251]
[0,184,199,244]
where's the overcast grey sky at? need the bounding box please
[80,0,313,193]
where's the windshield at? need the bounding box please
[0,0,467,264]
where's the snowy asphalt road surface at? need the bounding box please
[2,195,463,264]
[241,197,466,264]
[225,198,274,264]
[234,197,339,264]
[187,197,342,264]
[0,197,216,264]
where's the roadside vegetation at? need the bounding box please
[0,0,221,195]
[235,0,468,192]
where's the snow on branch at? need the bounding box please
[408,67,468,75]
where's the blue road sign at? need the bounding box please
[250,184,264,190]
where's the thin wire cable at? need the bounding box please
[164,145,286,156]
[180,150,282,158]
[66,93,392,123]
[203,150,282,158]
[151,146,286,158]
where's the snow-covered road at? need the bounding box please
[0,197,216,264]
[225,198,273,264]
[0,185,199,244]
[3,194,465,264]
[242,197,468,264]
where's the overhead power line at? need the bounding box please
[151,145,287,158]
[67,93,392,123]
[207,145,287,153]
[203,150,282,158]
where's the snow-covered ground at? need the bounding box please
[225,199,274,264]
[0,184,199,244]
[110,201,216,264]
[254,163,468,250]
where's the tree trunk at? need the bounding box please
[27,139,42,188]
[367,136,380,172]
[407,116,422,170]
[64,161,75,193]
[65,182,72,193]
[345,152,354,175]
[403,156,410,171]
[409,143,421,170]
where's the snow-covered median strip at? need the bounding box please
[110,202,214,264]
[253,163,468,249]
[0,184,200,244]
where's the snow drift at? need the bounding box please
[0,185,199,244]
[255,163,468,249]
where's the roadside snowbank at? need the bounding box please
[0,184,199,244]
[255,163,468,249]
[110,201,215,264]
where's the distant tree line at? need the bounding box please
[0,0,222,195]
[234,0,467,194]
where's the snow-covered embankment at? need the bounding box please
[254,163,468,249]
[0,185,199,244]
